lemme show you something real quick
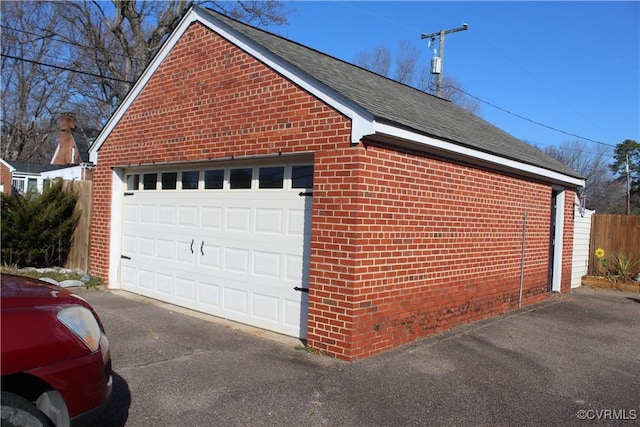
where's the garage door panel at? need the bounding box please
[157,239,175,261]
[223,287,248,314]
[124,204,140,222]
[176,277,195,300]
[121,162,312,338]
[287,209,307,236]
[224,247,250,273]
[158,205,177,225]
[138,270,154,290]
[252,293,279,322]
[255,208,283,234]
[198,282,221,307]
[201,207,223,229]
[285,254,305,282]
[178,206,198,227]
[122,235,137,254]
[139,237,154,257]
[156,273,174,296]
[226,207,251,231]
[122,265,137,288]
[253,251,281,278]
[141,205,157,224]
[284,297,306,329]
[176,241,195,264]
[199,243,221,269]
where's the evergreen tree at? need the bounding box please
[609,139,640,214]
[1,180,79,267]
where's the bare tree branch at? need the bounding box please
[354,41,480,114]
[1,1,73,161]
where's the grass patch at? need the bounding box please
[294,344,320,355]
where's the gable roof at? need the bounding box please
[3,160,67,175]
[71,128,96,163]
[90,6,584,188]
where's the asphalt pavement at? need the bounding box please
[75,286,640,426]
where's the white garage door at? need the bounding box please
[120,162,313,338]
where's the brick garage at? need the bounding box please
[89,7,584,360]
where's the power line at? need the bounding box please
[1,17,622,149]
[0,24,139,61]
[329,4,621,148]
[468,27,611,138]
[447,85,617,148]
[1,53,131,84]
[9,47,73,63]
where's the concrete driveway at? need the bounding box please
[76,286,640,426]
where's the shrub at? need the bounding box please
[608,253,640,282]
[1,181,79,268]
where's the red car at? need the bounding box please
[1,274,112,427]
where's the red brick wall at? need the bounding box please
[1,162,12,195]
[305,140,558,359]
[91,21,575,360]
[90,22,353,281]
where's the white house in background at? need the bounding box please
[0,113,95,195]
[0,159,67,195]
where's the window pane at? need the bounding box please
[182,171,199,190]
[292,165,313,188]
[12,179,25,194]
[126,174,140,191]
[143,173,157,190]
[27,178,38,192]
[259,166,284,189]
[204,169,224,189]
[230,168,252,189]
[161,172,177,190]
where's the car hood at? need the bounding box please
[1,274,83,308]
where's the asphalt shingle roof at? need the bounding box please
[71,128,98,164]
[5,160,66,174]
[202,8,582,180]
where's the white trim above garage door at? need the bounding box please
[119,161,313,338]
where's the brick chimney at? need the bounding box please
[52,113,80,165]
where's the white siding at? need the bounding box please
[572,199,594,288]
[41,166,83,181]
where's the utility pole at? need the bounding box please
[421,24,468,98]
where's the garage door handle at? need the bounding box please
[298,191,313,197]
[200,241,205,256]
[190,239,194,254]
[294,287,309,293]
[121,255,131,260]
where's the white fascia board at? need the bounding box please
[0,158,16,172]
[50,144,61,165]
[373,123,585,188]
[12,171,41,178]
[194,9,374,143]
[89,7,375,164]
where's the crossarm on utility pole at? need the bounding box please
[420,24,468,98]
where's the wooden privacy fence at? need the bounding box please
[588,214,640,275]
[61,180,92,272]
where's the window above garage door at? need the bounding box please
[125,163,313,192]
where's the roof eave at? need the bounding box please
[370,122,585,189]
